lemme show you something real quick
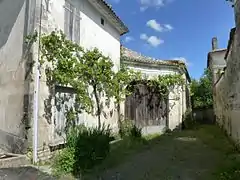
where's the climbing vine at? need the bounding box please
[26,30,140,128]
[128,74,185,97]
[26,30,185,128]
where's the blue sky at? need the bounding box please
[106,0,235,79]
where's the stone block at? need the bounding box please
[0,153,29,168]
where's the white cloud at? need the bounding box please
[164,24,173,31]
[172,57,192,66]
[148,36,164,47]
[139,0,165,11]
[124,36,134,43]
[140,33,164,47]
[140,6,148,12]
[146,19,163,32]
[146,19,173,32]
[140,33,148,40]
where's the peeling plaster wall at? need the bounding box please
[0,0,36,153]
[214,0,240,144]
[32,0,122,151]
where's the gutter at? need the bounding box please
[88,0,129,35]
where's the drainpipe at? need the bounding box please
[181,83,184,131]
[33,0,43,163]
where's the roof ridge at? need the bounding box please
[121,46,186,65]
[92,0,129,35]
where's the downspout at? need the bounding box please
[33,0,43,163]
[181,83,184,131]
[180,68,185,130]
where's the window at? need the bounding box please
[44,0,50,12]
[64,1,80,44]
[101,18,105,26]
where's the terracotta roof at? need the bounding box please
[121,46,191,81]
[88,0,129,35]
[121,46,186,66]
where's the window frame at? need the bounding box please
[64,0,81,43]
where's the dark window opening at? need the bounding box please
[101,18,105,26]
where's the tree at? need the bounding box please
[37,31,139,128]
[190,68,213,109]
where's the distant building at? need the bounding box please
[207,37,227,84]
[121,46,191,133]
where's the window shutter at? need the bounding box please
[64,1,80,42]
[74,10,80,44]
[64,1,71,40]
[69,5,74,40]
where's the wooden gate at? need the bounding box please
[125,84,168,134]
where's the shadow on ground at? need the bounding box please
[85,125,239,180]
[0,166,56,180]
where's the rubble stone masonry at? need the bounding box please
[214,0,240,144]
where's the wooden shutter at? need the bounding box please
[64,1,74,40]
[64,1,71,39]
[74,10,80,44]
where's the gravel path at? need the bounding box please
[0,166,55,180]
[93,131,222,180]
[0,127,231,180]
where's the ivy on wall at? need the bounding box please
[128,74,184,97]
[26,30,185,128]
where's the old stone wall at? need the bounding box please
[30,0,123,157]
[214,0,240,144]
[0,0,36,154]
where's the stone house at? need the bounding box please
[0,0,128,160]
[0,0,191,162]
[121,47,191,133]
[207,38,227,84]
[210,0,240,144]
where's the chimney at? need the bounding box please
[212,37,218,50]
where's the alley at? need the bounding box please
[88,125,239,180]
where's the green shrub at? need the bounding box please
[66,124,87,148]
[165,128,172,134]
[216,157,240,180]
[73,125,112,176]
[119,119,143,139]
[182,109,196,129]
[52,148,75,177]
[130,125,142,138]
[119,119,134,138]
[52,124,112,177]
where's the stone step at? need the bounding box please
[0,153,30,168]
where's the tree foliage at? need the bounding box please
[29,30,140,128]
[147,74,184,96]
[190,68,213,109]
[26,30,186,128]
[127,74,185,99]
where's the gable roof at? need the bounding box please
[121,46,191,82]
[88,0,129,35]
[207,49,227,68]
